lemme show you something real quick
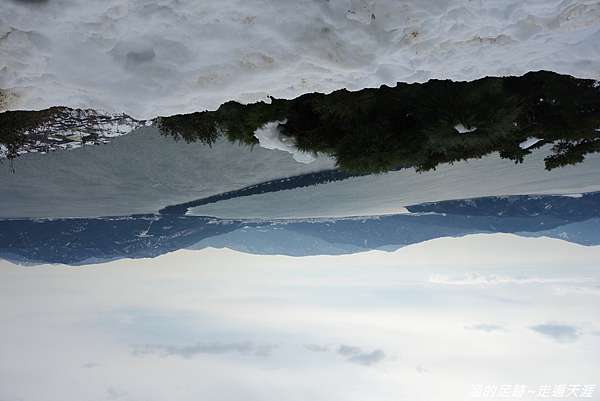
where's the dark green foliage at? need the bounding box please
[0,108,58,160]
[156,71,600,173]
[545,139,600,169]
[277,78,524,172]
[156,112,220,145]
[507,71,600,139]
[157,98,289,146]
[0,107,146,172]
[3,72,599,174]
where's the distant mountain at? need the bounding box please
[1,192,598,265]
[0,215,242,265]
[518,218,600,246]
[406,192,600,220]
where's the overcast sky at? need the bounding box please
[1,234,599,401]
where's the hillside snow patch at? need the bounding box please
[254,121,316,164]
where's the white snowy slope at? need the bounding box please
[2,127,600,219]
[0,127,335,218]
[1,0,600,119]
[188,145,600,219]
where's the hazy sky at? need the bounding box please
[1,234,599,401]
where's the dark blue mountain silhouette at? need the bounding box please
[1,192,598,265]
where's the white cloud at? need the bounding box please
[429,273,593,286]
[464,324,506,333]
[305,344,329,353]
[530,323,580,343]
[0,235,599,401]
[347,350,385,366]
[133,342,277,359]
[336,345,386,366]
